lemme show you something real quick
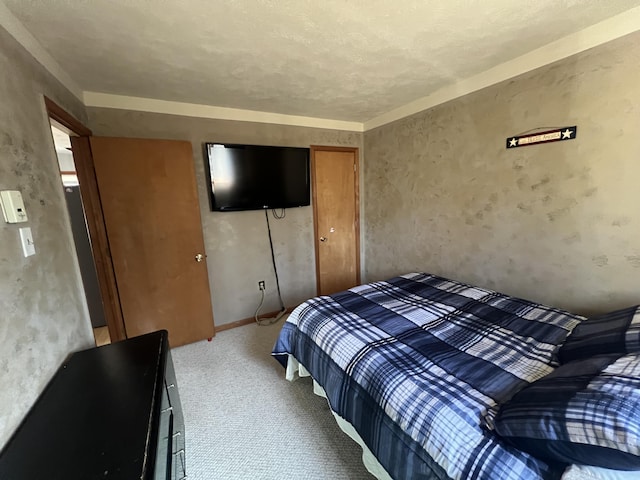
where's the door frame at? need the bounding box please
[310,145,361,296]
[44,97,127,342]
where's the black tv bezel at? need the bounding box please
[203,142,311,212]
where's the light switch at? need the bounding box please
[0,190,28,223]
[19,227,36,257]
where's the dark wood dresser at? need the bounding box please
[0,330,186,480]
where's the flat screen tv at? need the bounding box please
[205,143,310,212]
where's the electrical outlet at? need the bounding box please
[258,280,266,291]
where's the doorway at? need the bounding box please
[44,99,215,348]
[311,146,361,295]
[50,123,111,346]
[45,96,126,346]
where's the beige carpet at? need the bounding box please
[171,320,376,480]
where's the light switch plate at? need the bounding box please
[19,227,36,257]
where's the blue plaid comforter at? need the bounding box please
[272,273,583,480]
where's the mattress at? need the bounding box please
[287,355,638,480]
[273,273,585,479]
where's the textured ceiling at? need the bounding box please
[5,0,640,122]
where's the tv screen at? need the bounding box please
[205,143,310,211]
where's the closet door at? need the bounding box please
[311,146,360,296]
[91,137,215,346]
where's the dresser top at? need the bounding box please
[0,330,168,480]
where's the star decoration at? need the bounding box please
[509,138,518,147]
[562,129,573,139]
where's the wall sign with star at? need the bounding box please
[506,126,577,149]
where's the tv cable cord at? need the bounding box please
[254,209,287,326]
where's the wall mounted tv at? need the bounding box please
[205,143,310,212]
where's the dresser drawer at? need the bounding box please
[155,387,173,480]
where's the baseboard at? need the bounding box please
[214,307,294,333]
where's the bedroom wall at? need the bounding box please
[0,26,94,446]
[363,31,640,315]
[86,108,363,326]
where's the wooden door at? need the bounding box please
[312,146,360,296]
[91,137,215,347]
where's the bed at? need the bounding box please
[272,272,640,480]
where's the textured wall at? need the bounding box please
[87,109,362,325]
[0,26,94,446]
[364,32,640,316]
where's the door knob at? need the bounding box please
[320,237,327,242]
[195,253,204,262]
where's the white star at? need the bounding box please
[562,129,573,139]
[509,138,518,147]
